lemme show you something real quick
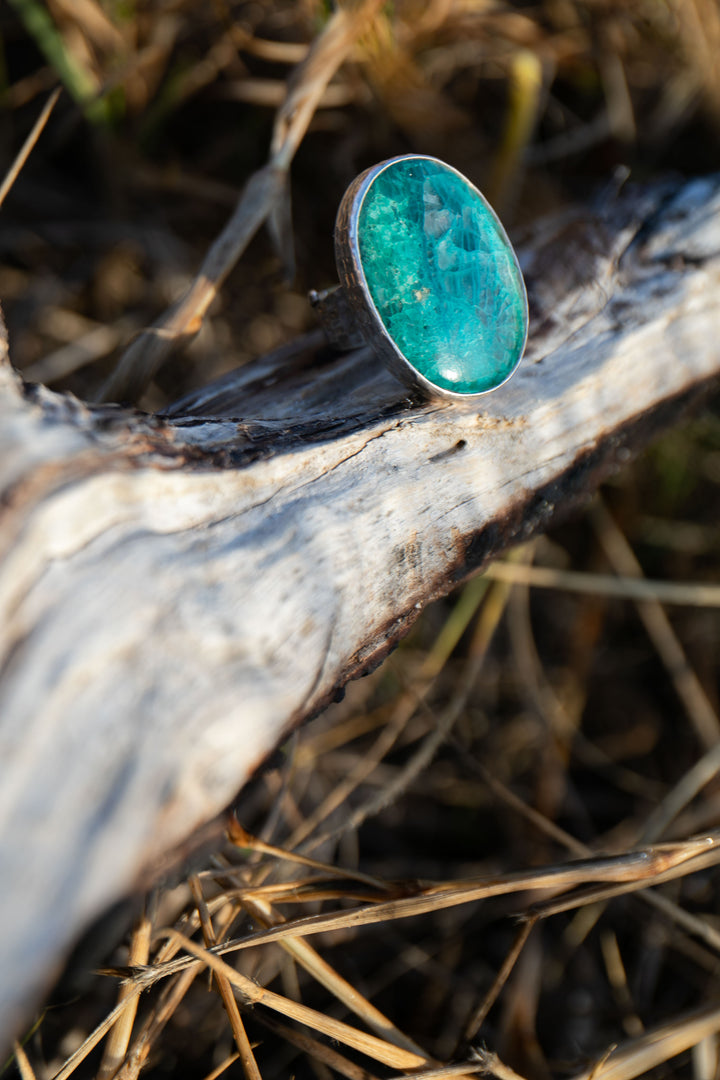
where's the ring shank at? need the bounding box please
[308,286,365,351]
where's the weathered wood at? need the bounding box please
[1,175,719,1043]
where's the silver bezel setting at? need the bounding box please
[334,154,529,401]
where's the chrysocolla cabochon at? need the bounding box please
[357,157,527,395]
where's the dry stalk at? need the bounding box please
[386,1065,484,1080]
[226,821,391,891]
[221,876,388,907]
[50,993,143,1080]
[469,1049,531,1080]
[600,930,644,1039]
[97,908,151,1080]
[240,892,428,1058]
[0,87,61,210]
[250,1011,382,1080]
[639,741,720,846]
[200,1053,241,1080]
[288,574,492,853]
[495,546,720,957]
[111,968,198,1080]
[114,834,720,994]
[466,747,720,952]
[12,1041,37,1080]
[189,877,262,1080]
[590,497,720,751]
[482,562,720,608]
[530,843,720,920]
[458,917,538,1050]
[298,569,517,857]
[61,935,206,1080]
[162,929,433,1071]
[569,1000,720,1080]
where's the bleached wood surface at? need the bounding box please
[1,174,719,1043]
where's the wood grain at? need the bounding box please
[1,174,719,1043]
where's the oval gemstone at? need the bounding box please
[356,157,527,396]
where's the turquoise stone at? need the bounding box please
[357,158,527,395]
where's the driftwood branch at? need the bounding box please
[1,173,719,1043]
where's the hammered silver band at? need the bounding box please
[308,286,364,351]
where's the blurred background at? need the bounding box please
[2,0,720,405]
[3,2,720,1078]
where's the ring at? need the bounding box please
[310,154,528,400]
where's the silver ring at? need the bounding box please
[310,154,529,400]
